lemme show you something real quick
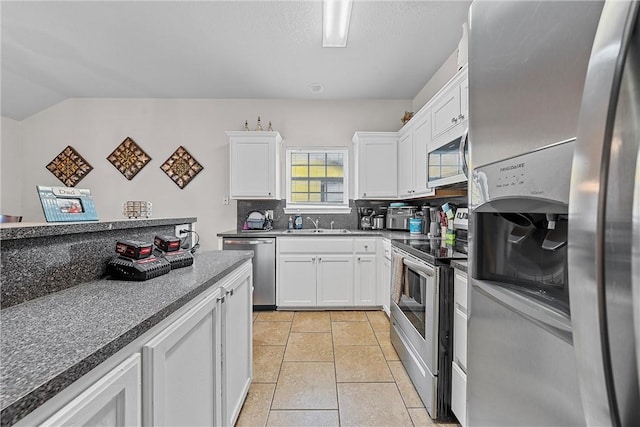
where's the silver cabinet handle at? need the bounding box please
[458,114,465,121]
[227,289,234,296]
[318,257,322,263]
[451,117,457,123]
[403,258,435,277]
[224,240,273,245]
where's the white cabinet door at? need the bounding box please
[353,132,398,199]
[42,355,141,427]
[354,254,377,306]
[228,131,281,199]
[451,361,467,427]
[221,268,253,426]
[412,112,435,197]
[397,130,414,198]
[278,254,317,307]
[143,290,221,427]
[431,83,461,141]
[317,255,354,306]
[452,267,468,427]
[377,239,392,315]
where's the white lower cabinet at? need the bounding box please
[377,239,392,315]
[19,262,253,427]
[452,266,468,427]
[354,238,377,306]
[221,268,253,427]
[143,288,222,427]
[278,255,318,306]
[317,255,354,306]
[277,237,381,309]
[41,354,141,427]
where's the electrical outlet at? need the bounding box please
[175,224,190,238]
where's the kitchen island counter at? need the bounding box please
[0,250,252,425]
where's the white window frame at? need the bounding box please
[284,147,351,214]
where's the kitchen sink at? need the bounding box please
[281,228,351,234]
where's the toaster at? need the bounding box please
[386,207,417,230]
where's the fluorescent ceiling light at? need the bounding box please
[323,0,353,47]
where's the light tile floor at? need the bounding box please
[236,310,461,427]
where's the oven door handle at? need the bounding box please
[402,258,435,277]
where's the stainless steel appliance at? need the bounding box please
[386,206,417,230]
[358,207,374,230]
[390,239,466,421]
[568,2,640,425]
[223,237,275,310]
[372,215,385,230]
[468,1,640,426]
[427,129,469,188]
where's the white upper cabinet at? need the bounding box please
[353,132,398,199]
[397,127,415,198]
[227,131,282,199]
[430,66,469,144]
[397,109,436,199]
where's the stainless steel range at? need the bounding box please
[390,239,466,421]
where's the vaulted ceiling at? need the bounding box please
[1,1,471,121]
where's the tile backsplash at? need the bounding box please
[236,196,467,231]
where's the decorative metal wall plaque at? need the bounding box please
[107,137,151,180]
[160,146,203,189]
[46,146,93,187]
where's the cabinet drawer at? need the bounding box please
[451,361,467,427]
[454,306,467,370]
[454,269,468,312]
[278,238,353,253]
[354,239,377,254]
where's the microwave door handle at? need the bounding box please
[459,127,469,178]
[402,258,435,277]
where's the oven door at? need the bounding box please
[391,251,439,373]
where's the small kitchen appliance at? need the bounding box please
[372,215,386,230]
[386,206,417,230]
[358,207,375,230]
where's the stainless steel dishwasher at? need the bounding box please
[222,237,275,310]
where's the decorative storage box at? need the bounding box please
[123,201,152,218]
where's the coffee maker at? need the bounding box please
[358,207,375,230]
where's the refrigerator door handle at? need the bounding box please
[568,2,640,426]
[634,148,640,397]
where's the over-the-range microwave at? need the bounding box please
[427,128,469,188]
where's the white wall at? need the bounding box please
[412,50,459,113]
[17,98,410,250]
[1,116,23,216]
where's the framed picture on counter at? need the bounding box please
[36,185,99,222]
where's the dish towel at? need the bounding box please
[391,253,404,304]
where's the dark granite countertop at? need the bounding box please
[451,260,469,273]
[0,217,196,241]
[217,228,421,240]
[0,250,252,425]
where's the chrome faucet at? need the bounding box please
[330,221,335,230]
[307,217,320,230]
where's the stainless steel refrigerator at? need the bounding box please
[467,1,639,426]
